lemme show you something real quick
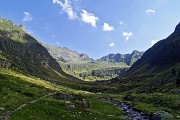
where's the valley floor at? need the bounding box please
[0,69,124,120]
[0,68,180,120]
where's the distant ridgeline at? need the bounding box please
[43,43,144,81]
[0,17,144,81]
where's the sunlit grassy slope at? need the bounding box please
[0,68,124,120]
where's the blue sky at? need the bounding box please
[0,0,180,59]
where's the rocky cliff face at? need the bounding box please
[42,43,93,63]
[43,42,143,80]
[98,50,144,66]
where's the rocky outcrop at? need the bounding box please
[43,42,143,80]
[42,43,93,63]
[98,50,144,66]
[91,68,128,78]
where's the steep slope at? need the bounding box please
[42,43,93,63]
[0,17,81,84]
[126,22,180,76]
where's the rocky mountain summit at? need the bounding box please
[98,50,144,66]
[43,43,143,80]
[42,43,93,63]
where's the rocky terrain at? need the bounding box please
[43,43,143,80]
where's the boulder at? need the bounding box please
[0,107,4,110]
[151,111,173,120]
[75,98,92,109]
[65,101,71,104]
[67,104,75,109]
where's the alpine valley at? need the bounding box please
[0,16,180,120]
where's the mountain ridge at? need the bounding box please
[42,43,94,63]
[42,42,143,80]
[125,22,180,76]
[0,17,82,84]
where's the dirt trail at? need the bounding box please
[0,93,55,120]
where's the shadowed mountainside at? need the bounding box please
[0,17,82,84]
[125,22,180,76]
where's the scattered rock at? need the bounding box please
[67,105,75,109]
[75,98,92,109]
[53,93,73,100]
[151,111,173,120]
[65,101,71,104]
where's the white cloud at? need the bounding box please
[102,23,115,31]
[53,0,77,19]
[109,42,115,47]
[122,32,133,41]
[22,12,33,22]
[80,9,99,27]
[56,41,60,45]
[119,21,124,25]
[146,9,155,14]
[150,40,158,45]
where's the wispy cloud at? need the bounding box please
[52,0,99,28]
[80,9,99,27]
[53,0,77,19]
[119,21,124,25]
[122,32,133,41]
[22,12,33,22]
[102,23,115,31]
[146,9,155,14]
[109,42,115,47]
[56,41,60,45]
[150,40,158,45]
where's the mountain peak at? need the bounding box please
[132,50,139,54]
[174,22,180,33]
[98,51,143,66]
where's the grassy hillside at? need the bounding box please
[0,68,124,120]
[93,66,180,119]
[64,61,128,81]
[1,17,179,120]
